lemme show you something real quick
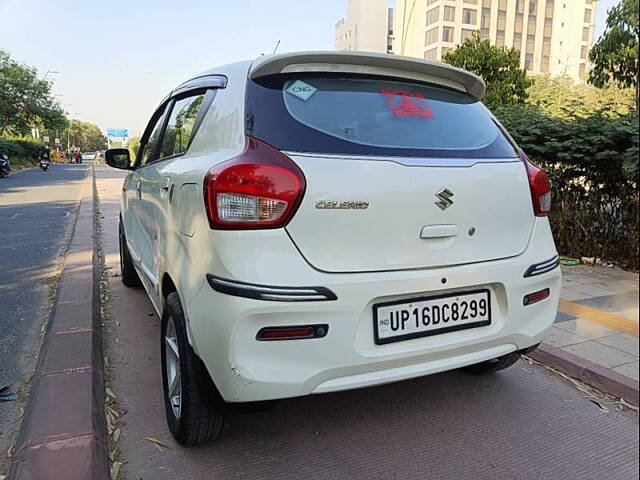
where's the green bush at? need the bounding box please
[495,106,639,269]
[0,136,42,160]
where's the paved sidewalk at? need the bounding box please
[545,264,639,382]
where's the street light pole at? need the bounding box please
[42,70,59,81]
[67,118,73,153]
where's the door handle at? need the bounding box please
[420,224,458,239]
[160,177,172,199]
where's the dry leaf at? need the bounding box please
[6,446,14,458]
[590,400,609,413]
[113,428,121,442]
[106,388,117,399]
[110,461,121,480]
[144,436,169,452]
[13,407,24,423]
[108,447,118,461]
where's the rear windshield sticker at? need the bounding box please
[380,90,435,118]
[286,80,318,101]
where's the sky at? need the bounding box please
[0,0,620,137]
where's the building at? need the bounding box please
[335,0,394,54]
[393,0,597,82]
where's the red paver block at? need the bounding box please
[39,330,94,375]
[49,301,93,333]
[9,434,108,480]
[15,369,105,446]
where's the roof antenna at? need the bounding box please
[272,40,281,55]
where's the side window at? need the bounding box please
[138,106,167,167]
[159,93,206,159]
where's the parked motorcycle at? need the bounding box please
[0,153,9,178]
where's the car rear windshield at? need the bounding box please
[245,74,517,158]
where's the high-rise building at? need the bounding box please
[335,0,394,54]
[393,0,597,82]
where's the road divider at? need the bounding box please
[8,166,109,480]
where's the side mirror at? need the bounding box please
[105,148,132,170]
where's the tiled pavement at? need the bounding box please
[548,264,639,381]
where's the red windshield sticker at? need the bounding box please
[380,90,435,118]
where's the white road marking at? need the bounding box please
[9,213,20,220]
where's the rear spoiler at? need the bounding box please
[249,51,486,100]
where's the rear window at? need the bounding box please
[246,74,517,159]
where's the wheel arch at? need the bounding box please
[161,273,197,351]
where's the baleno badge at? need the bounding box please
[435,188,454,211]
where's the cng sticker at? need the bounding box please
[286,80,318,101]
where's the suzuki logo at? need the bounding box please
[435,188,454,211]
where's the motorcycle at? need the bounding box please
[0,153,9,178]
[40,158,50,171]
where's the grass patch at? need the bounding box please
[8,157,38,171]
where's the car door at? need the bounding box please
[134,90,210,304]
[124,102,169,298]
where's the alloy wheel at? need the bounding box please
[164,315,182,419]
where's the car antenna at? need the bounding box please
[272,40,281,54]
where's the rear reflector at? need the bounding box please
[523,288,550,306]
[256,325,328,341]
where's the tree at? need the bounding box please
[442,34,532,110]
[588,0,639,108]
[62,119,107,151]
[526,76,636,120]
[0,49,66,136]
[128,136,141,159]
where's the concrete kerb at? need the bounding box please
[8,166,109,480]
[529,342,639,406]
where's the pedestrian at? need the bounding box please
[74,150,79,164]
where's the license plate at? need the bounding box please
[373,289,491,345]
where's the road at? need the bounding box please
[95,166,638,480]
[0,163,89,454]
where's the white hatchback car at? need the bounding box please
[106,51,561,446]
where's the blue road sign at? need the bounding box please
[107,128,129,138]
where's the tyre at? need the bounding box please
[463,352,521,374]
[161,292,229,446]
[119,218,142,287]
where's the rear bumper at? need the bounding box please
[185,220,560,403]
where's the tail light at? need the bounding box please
[521,151,551,217]
[204,137,306,229]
